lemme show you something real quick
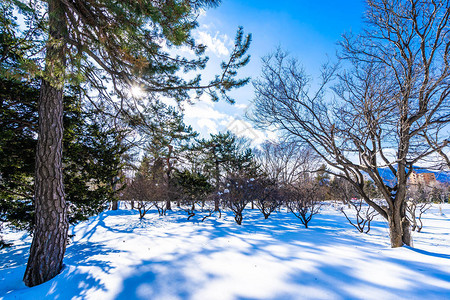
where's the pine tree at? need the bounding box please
[196,131,259,211]
[128,99,198,210]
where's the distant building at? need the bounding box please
[409,171,437,186]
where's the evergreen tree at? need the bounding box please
[0,78,37,231]
[0,77,126,238]
[128,99,198,210]
[172,169,212,213]
[195,131,259,211]
[197,131,257,189]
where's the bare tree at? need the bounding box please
[221,174,257,225]
[285,180,323,228]
[250,177,281,219]
[406,193,430,233]
[250,0,450,247]
[341,199,379,234]
[255,141,316,185]
[122,175,168,219]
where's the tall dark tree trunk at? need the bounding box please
[213,146,220,211]
[111,178,119,210]
[23,0,68,287]
[111,200,119,210]
[388,146,412,248]
[388,198,412,248]
[165,145,173,211]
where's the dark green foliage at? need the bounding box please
[63,109,127,223]
[0,77,38,230]
[172,169,212,203]
[195,131,259,190]
[0,78,126,229]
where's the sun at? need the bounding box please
[130,85,145,98]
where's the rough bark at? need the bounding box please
[23,79,68,287]
[111,200,119,210]
[23,0,68,287]
[165,145,173,211]
[388,202,412,247]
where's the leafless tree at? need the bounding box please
[406,185,431,232]
[250,0,450,247]
[122,174,167,218]
[255,141,317,185]
[341,199,379,234]
[285,180,323,228]
[250,177,281,219]
[221,174,257,225]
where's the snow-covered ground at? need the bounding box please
[1,203,449,300]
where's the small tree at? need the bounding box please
[195,132,259,213]
[122,175,155,219]
[172,170,212,220]
[406,184,432,232]
[222,174,257,225]
[252,177,281,219]
[286,180,323,228]
[340,199,379,234]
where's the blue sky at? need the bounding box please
[182,0,366,142]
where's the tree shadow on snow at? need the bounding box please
[111,209,450,300]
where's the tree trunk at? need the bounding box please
[23,0,68,287]
[111,177,119,210]
[388,202,412,248]
[214,198,220,211]
[213,146,220,212]
[23,79,68,287]
[235,213,242,225]
[388,158,412,248]
[165,145,173,211]
[111,200,119,210]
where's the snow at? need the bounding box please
[1,204,450,300]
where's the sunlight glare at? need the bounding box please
[130,85,145,99]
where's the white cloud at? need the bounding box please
[182,96,277,146]
[225,117,278,146]
[197,119,219,134]
[183,98,227,121]
[235,103,249,110]
[196,31,230,57]
[182,96,229,137]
